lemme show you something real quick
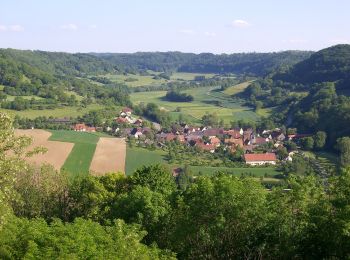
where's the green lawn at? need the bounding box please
[189,166,279,177]
[125,147,167,175]
[48,130,104,177]
[0,104,106,119]
[131,86,260,124]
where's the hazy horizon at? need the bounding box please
[1,0,349,54]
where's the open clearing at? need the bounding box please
[90,137,126,175]
[223,80,254,95]
[14,129,74,170]
[130,86,260,124]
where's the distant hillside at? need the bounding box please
[93,51,313,76]
[275,44,350,84]
[0,49,116,77]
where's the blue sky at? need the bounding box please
[1,0,349,53]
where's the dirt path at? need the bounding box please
[90,137,126,175]
[15,129,74,171]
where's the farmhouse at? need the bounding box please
[73,123,96,132]
[244,153,277,166]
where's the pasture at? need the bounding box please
[125,147,167,175]
[130,86,260,124]
[223,80,254,96]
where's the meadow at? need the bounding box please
[101,72,216,88]
[131,86,260,124]
[125,146,167,175]
[223,80,254,95]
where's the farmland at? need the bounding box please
[189,166,279,177]
[125,147,167,175]
[131,86,260,124]
[48,130,101,176]
[14,129,74,171]
[100,72,216,88]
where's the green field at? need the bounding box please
[125,147,167,175]
[48,130,109,176]
[170,72,216,81]
[100,72,216,88]
[131,86,260,124]
[189,166,279,177]
[223,80,254,95]
[0,104,106,119]
[102,73,169,87]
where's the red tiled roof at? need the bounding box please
[244,153,276,162]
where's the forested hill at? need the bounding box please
[92,51,313,76]
[275,44,350,84]
[0,49,117,77]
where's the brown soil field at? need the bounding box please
[90,137,126,175]
[14,129,74,171]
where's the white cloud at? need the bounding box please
[204,31,216,37]
[179,29,195,35]
[61,23,78,31]
[0,24,24,32]
[232,19,250,28]
[89,24,98,30]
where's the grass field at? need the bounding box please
[170,72,216,81]
[100,72,216,88]
[102,73,169,87]
[131,86,260,124]
[48,130,108,176]
[189,166,279,177]
[223,80,254,95]
[0,103,106,119]
[125,147,167,175]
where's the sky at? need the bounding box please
[0,0,349,54]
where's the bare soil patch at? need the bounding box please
[90,137,126,175]
[15,129,74,170]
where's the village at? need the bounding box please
[71,107,311,166]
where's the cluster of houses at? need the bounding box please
[71,107,309,166]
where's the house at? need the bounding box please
[224,138,243,148]
[121,107,133,116]
[253,137,270,146]
[244,153,277,166]
[209,136,221,147]
[73,123,87,132]
[203,128,224,138]
[134,118,143,126]
[116,117,129,124]
[224,128,242,139]
[195,140,216,153]
[131,128,143,138]
[73,123,96,132]
[177,135,186,143]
